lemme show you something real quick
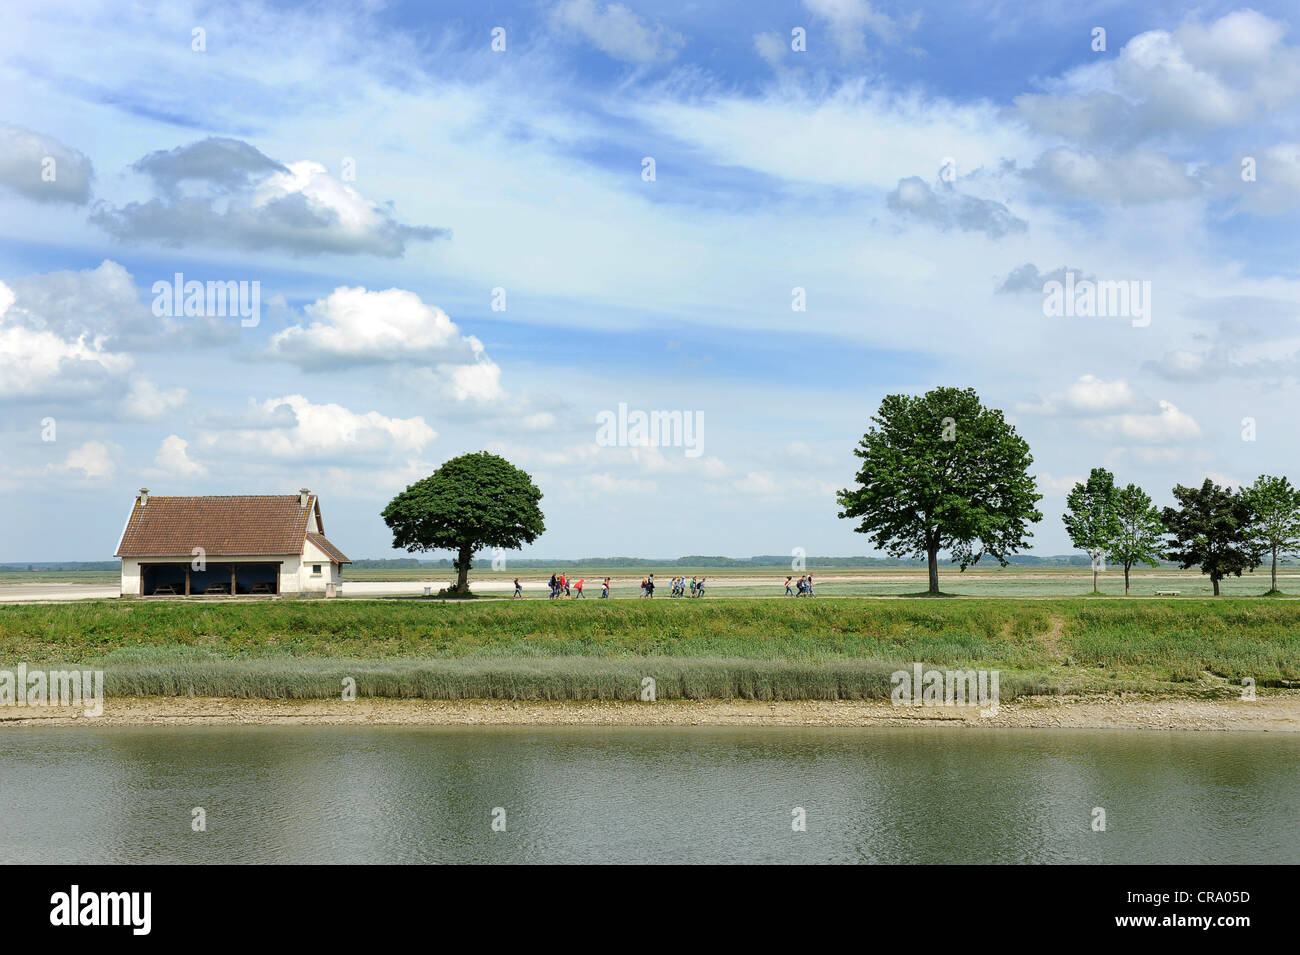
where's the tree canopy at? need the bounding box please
[837,386,1042,595]
[381,451,545,594]
[1062,467,1120,592]
[1109,483,1164,594]
[1242,474,1300,593]
[1162,478,1260,595]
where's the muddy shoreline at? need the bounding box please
[2,694,1297,731]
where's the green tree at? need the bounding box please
[1110,483,1164,595]
[1162,478,1261,596]
[1062,467,1119,593]
[381,452,545,594]
[1241,474,1300,594]
[837,386,1043,595]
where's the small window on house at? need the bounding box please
[312,564,322,575]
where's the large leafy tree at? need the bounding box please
[381,452,545,594]
[1162,478,1261,596]
[1110,483,1165,595]
[1241,474,1300,593]
[1062,467,1120,593]
[837,386,1043,595]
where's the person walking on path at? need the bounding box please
[601,577,610,599]
[513,577,522,598]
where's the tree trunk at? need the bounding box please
[1272,550,1279,592]
[1123,565,1130,596]
[927,545,939,595]
[456,543,472,593]
[1092,564,1099,593]
[1212,575,1221,596]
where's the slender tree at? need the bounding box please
[381,452,545,594]
[1109,483,1164,595]
[1241,474,1300,594]
[1162,478,1261,596]
[1062,468,1119,593]
[837,386,1042,595]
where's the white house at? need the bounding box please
[115,488,351,597]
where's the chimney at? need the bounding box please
[299,488,310,508]
[138,487,149,507]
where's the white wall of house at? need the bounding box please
[296,539,344,593]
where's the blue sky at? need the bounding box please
[1,0,1299,562]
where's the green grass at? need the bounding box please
[1,597,1297,701]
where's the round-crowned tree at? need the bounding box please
[837,386,1042,595]
[381,452,545,594]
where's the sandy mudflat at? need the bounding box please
[2,694,1297,731]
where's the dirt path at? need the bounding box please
[3,694,1297,731]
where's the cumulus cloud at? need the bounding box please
[0,279,133,401]
[1083,399,1202,444]
[550,0,684,64]
[0,124,93,204]
[153,434,206,476]
[266,286,504,402]
[197,394,437,463]
[1016,375,1140,416]
[90,138,447,257]
[5,259,238,352]
[61,441,115,479]
[1014,10,1300,144]
[886,176,1027,238]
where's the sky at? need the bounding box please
[1,0,1298,562]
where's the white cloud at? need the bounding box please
[198,394,437,462]
[0,279,133,399]
[267,286,504,401]
[804,0,915,54]
[62,441,114,479]
[1024,148,1198,203]
[551,0,684,64]
[1084,399,1203,444]
[124,377,188,419]
[1062,375,1140,414]
[0,123,93,204]
[153,434,205,476]
[91,138,446,257]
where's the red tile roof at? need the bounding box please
[116,494,328,557]
[306,532,352,564]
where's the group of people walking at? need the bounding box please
[651,575,706,598]
[543,573,611,599]
[784,574,816,597]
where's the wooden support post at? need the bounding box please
[230,564,236,596]
[185,566,191,596]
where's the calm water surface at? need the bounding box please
[1,725,1296,864]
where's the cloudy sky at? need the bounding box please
[2,0,1298,562]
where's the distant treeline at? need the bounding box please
[0,561,119,572]
[350,554,1178,569]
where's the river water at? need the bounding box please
[2,725,1295,864]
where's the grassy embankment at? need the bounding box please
[1,598,1296,702]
